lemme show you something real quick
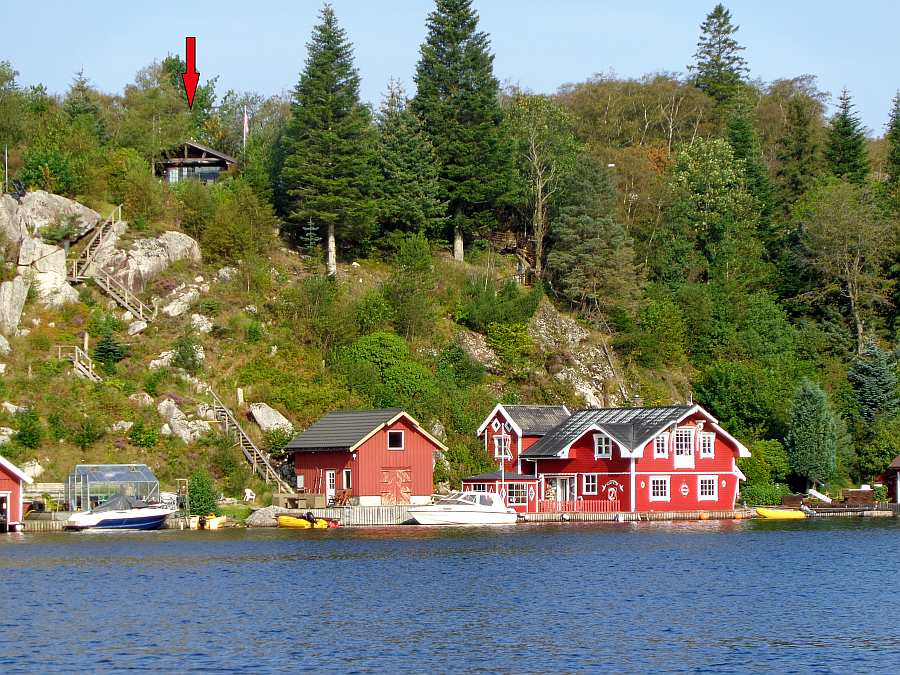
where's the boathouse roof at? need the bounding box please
[522,405,695,458]
[285,408,448,453]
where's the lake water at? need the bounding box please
[2,519,900,673]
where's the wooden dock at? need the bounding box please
[521,508,754,523]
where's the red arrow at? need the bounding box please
[181,36,199,109]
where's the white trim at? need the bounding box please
[709,421,751,458]
[387,429,405,450]
[673,427,695,469]
[342,468,352,490]
[349,411,448,452]
[325,470,336,499]
[493,435,512,460]
[593,432,613,459]
[654,432,669,459]
[491,419,501,432]
[582,473,598,495]
[0,455,33,484]
[629,458,636,512]
[649,476,670,502]
[697,475,718,501]
[476,404,524,438]
[699,432,715,458]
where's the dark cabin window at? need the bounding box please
[387,430,404,450]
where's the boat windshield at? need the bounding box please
[436,492,480,506]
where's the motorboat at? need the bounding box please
[409,491,518,525]
[64,494,173,531]
[277,513,339,529]
[189,514,228,530]
[755,507,807,520]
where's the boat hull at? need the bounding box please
[277,515,334,529]
[755,507,807,520]
[65,509,172,531]
[189,515,227,530]
[408,506,518,526]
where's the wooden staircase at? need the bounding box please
[55,344,102,383]
[209,388,294,493]
[68,204,157,323]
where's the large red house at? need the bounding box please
[285,409,446,506]
[1,454,34,532]
[464,403,749,513]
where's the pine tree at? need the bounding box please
[825,89,870,183]
[376,80,446,239]
[301,217,322,255]
[784,379,837,489]
[726,106,772,218]
[280,4,378,275]
[63,69,106,141]
[688,4,749,107]
[886,91,900,188]
[412,0,512,261]
[546,156,643,317]
[775,95,820,208]
[188,469,218,516]
[848,339,898,423]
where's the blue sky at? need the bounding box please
[4,0,898,134]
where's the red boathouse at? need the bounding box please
[465,404,749,513]
[285,409,447,506]
[1,454,34,532]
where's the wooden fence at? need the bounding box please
[538,499,620,513]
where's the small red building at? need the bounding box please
[465,403,749,513]
[285,409,447,506]
[1,454,34,532]
[463,404,570,513]
[877,454,900,504]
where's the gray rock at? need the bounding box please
[245,505,291,528]
[160,423,172,436]
[191,313,213,333]
[169,418,212,444]
[162,288,199,317]
[17,237,67,276]
[127,320,148,336]
[129,392,154,407]
[0,426,14,445]
[22,458,43,478]
[0,194,27,243]
[149,344,204,370]
[91,230,201,293]
[157,398,186,422]
[0,336,10,356]
[33,272,79,307]
[197,403,218,421]
[111,420,134,432]
[2,401,25,415]
[249,403,293,434]
[430,419,447,442]
[0,275,30,335]
[216,266,238,282]
[455,329,500,374]
[0,363,6,374]
[14,191,100,239]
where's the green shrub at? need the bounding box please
[263,427,294,460]
[88,309,123,335]
[874,485,888,502]
[171,335,203,374]
[93,331,128,373]
[144,369,168,397]
[245,320,263,343]
[72,416,105,451]
[486,322,533,371]
[355,290,394,335]
[41,215,82,245]
[739,482,792,506]
[456,278,542,333]
[20,146,76,195]
[14,410,43,450]
[188,469,218,516]
[437,344,484,388]
[129,420,159,448]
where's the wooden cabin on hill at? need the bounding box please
[155,141,235,184]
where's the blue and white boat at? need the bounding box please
[65,494,173,531]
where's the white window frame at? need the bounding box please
[296,474,305,490]
[493,435,512,460]
[593,433,613,460]
[649,476,670,502]
[326,470,336,492]
[506,483,528,506]
[583,474,598,495]
[698,475,717,501]
[654,432,669,459]
[673,427,695,469]
[468,483,486,492]
[699,432,715,458]
[342,468,352,490]
[387,430,405,450]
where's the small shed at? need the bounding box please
[155,141,235,184]
[284,409,447,506]
[65,464,160,511]
[1,454,34,532]
[879,454,900,504]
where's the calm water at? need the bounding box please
[2,519,900,673]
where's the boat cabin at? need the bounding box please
[0,454,34,532]
[155,141,236,184]
[284,409,447,506]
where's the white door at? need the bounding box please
[673,429,695,469]
[325,470,336,501]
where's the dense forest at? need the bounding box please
[2,1,900,502]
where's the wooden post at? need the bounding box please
[83,332,89,353]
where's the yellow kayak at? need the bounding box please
[190,514,228,530]
[755,507,807,520]
[277,515,333,529]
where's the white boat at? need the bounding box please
[409,491,518,526]
[65,494,174,531]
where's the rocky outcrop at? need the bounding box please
[455,328,500,374]
[162,286,199,318]
[129,392,154,407]
[0,275,30,336]
[0,426,14,445]
[217,266,238,282]
[191,313,213,333]
[249,403,293,434]
[33,272,79,307]
[127,320,148,336]
[527,299,627,407]
[246,505,291,528]
[17,237,66,276]
[149,344,205,370]
[157,397,212,444]
[0,195,26,243]
[0,336,10,356]
[14,190,100,239]
[92,230,202,293]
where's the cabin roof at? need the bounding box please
[522,405,695,458]
[477,403,571,437]
[158,141,236,165]
[0,454,33,484]
[285,409,448,453]
[889,454,900,471]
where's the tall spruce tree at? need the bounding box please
[412,0,512,261]
[886,91,900,189]
[688,4,749,107]
[848,339,898,424]
[784,379,837,489]
[726,106,772,219]
[775,95,821,208]
[375,80,446,239]
[546,156,643,317]
[825,89,870,183]
[280,4,378,275]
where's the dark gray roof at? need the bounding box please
[522,406,693,458]
[184,140,236,164]
[502,405,571,435]
[463,471,538,482]
[285,409,403,452]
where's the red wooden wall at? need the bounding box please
[0,463,24,524]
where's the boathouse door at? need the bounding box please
[549,476,576,507]
[325,471,336,501]
[0,493,8,532]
